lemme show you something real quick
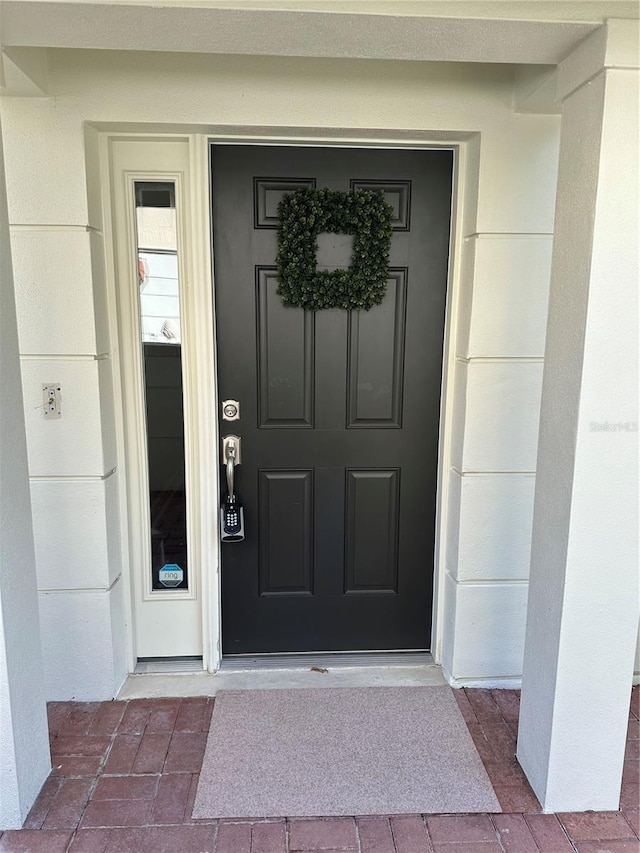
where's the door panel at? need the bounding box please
[259,469,314,596]
[257,269,314,427]
[348,269,407,427]
[212,145,452,654]
[345,469,400,593]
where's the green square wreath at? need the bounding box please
[276,187,394,311]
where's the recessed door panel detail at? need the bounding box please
[257,267,314,428]
[254,178,316,228]
[259,470,314,596]
[347,269,407,428]
[350,180,412,231]
[345,469,400,594]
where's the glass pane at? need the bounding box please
[135,181,188,592]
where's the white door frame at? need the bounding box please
[104,135,217,665]
[100,128,469,673]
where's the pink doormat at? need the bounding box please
[192,686,501,818]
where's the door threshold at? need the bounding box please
[220,651,433,672]
[134,656,204,674]
[118,655,444,699]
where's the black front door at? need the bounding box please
[212,145,452,654]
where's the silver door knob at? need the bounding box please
[222,435,241,499]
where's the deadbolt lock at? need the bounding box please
[222,400,240,421]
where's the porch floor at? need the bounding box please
[1,687,637,852]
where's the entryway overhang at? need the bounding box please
[0,1,605,64]
[0,0,628,105]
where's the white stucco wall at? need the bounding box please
[0,117,51,827]
[518,50,639,810]
[0,49,563,698]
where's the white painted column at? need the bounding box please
[0,115,51,828]
[518,21,639,813]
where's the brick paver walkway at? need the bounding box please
[0,687,637,852]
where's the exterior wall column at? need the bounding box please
[0,114,51,828]
[517,20,639,812]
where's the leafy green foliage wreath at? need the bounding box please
[276,187,394,311]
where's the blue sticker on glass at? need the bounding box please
[158,563,184,588]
